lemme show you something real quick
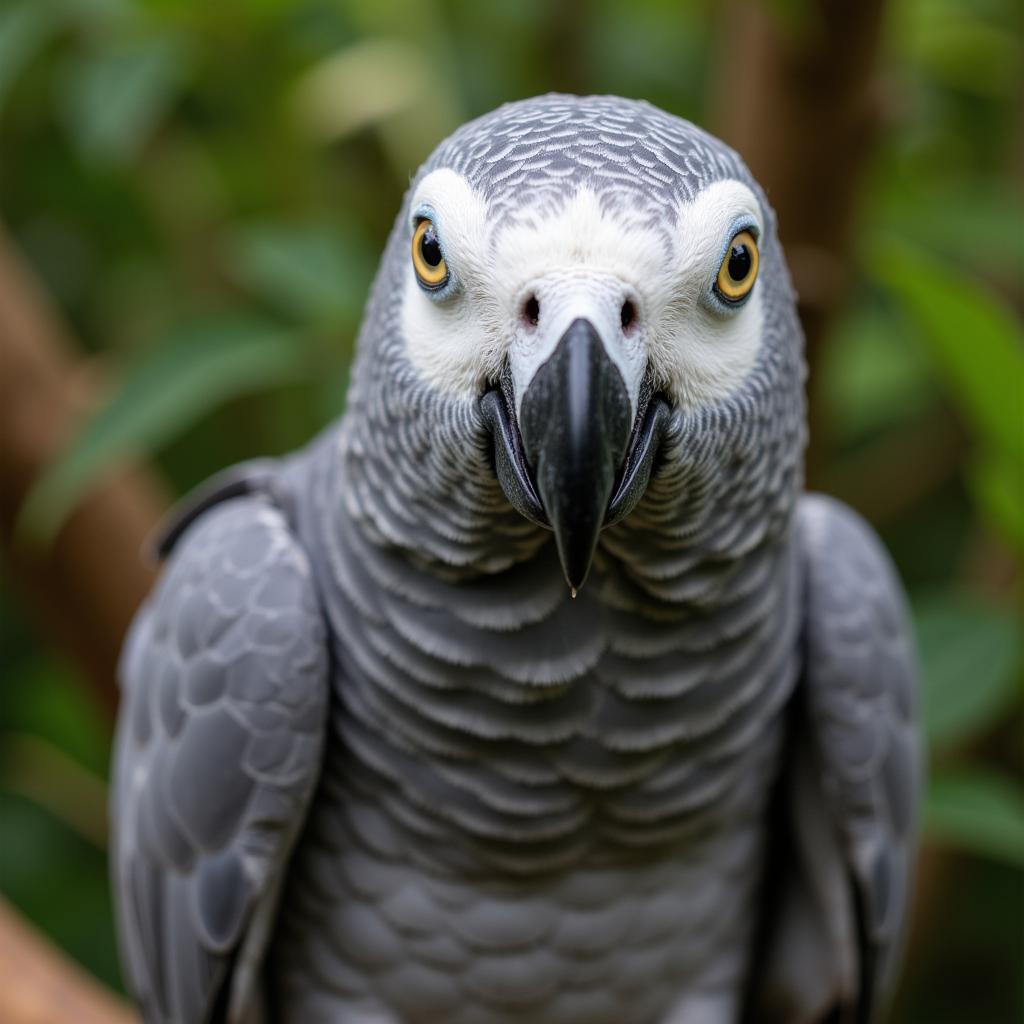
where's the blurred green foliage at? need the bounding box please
[0,0,1021,1019]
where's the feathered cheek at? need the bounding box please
[650,289,765,412]
[401,273,507,396]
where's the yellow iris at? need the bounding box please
[716,230,759,302]
[412,218,448,288]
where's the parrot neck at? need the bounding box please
[597,408,804,607]
[318,413,551,579]
[295,399,802,619]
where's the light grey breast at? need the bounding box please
[265,421,803,1024]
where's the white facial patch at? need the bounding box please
[401,171,766,413]
[494,188,660,421]
[649,179,765,410]
[401,169,507,394]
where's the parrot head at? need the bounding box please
[343,95,805,593]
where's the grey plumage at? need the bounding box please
[112,94,920,1024]
[113,498,328,1022]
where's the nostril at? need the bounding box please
[523,294,540,328]
[620,299,636,333]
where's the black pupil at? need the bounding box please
[728,243,751,282]
[420,225,443,268]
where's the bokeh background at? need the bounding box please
[0,0,1021,1020]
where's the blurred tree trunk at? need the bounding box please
[712,0,888,485]
[0,223,169,720]
[0,897,136,1024]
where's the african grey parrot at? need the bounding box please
[111,94,921,1024]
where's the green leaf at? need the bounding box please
[913,592,1021,748]
[926,769,1024,868]
[60,35,189,163]
[56,0,130,30]
[867,236,1024,471]
[291,38,438,141]
[0,789,122,991]
[17,315,311,544]
[225,222,371,325]
[0,1,59,111]
[877,181,1024,274]
[822,299,936,442]
[290,37,461,173]
[6,657,111,777]
[969,448,1024,555]
[904,7,1019,97]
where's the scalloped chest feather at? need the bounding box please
[265,438,803,1024]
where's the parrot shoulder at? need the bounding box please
[112,483,329,1024]
[748,493,921,1024]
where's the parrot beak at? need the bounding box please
[481,319,670,596]
[518,319,631,594]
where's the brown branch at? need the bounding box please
[0,897,137,1024]
[711,0,889,486]
[0,221,170,720]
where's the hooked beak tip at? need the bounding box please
[519,318,631,592]
[483,318,670,591]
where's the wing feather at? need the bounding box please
[112,494,329,1024]
[749,494,921,1024]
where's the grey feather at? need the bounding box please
[112,494,328,1023]
[747,495,920,1024]
[111,94,919,1024]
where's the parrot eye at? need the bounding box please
[714,229,759,304]
[412,218,449,290]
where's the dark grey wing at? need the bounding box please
[750,494,921,1024]
[111,494,329,1024]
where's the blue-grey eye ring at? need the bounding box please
[714,229,759,304]
[411,217,449,290]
